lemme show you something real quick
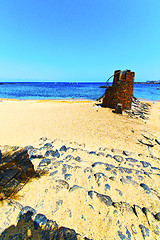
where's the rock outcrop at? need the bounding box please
[0,146,35,200]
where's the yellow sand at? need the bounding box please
[0,99,160,239]
[0,99,159,155]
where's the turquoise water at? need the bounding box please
[0,82,159,101]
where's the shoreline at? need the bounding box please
[0,97,159,103]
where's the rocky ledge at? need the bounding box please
[0,135,160,239]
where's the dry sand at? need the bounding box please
[0,99,160,239]
[0,99,159,154]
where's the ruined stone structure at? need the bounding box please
[102,70,135,110]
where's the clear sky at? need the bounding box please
[0,0,160,82]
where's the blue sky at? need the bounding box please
[0,0,159,82]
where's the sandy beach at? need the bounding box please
[0,99,160,239]
[0,98,159,154]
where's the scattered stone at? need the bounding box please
[18,206,36,220]
[39,158,51,167]
[113,155,124,163]
[142,207,160,235]
[97,152,106,157]
[89,151,97,155]
[140,183,152,194]
[113,202,133,214]
[59,145,67,152]
[139,224,150,239]
[54,179,69,191]
[74,156,82,162]
[34,213,48,229]
[138,139,154,147]
[155,139,160,145]
[140,161,151,168]
[155,213,160,221]
[50,170,58,177]
[44,142,52,148]
[94,172,108,186]
[45,149,60,158]
[123,150,134,156]
[115,189,123,196]
[65,155,75,161]
[62,164,73,174]
[65,174,72,181]
[96,192,112,206]
[56,226,77,240]
[105,184,111,191]
[117,226,132,240]
[125,157,138,163]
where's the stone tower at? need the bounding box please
[102,70,135,110]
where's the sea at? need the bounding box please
[0,82,159,101]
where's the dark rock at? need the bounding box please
[84,167,93,174]
[105,184,111,191]
[65,155,74,161]
[96,192,112,206]
[92,162,106,167]
[62,164,73,174]
[155,139,160,145]
[109,176,116,181]
[140,183,151,194]
[97,152,106,157]
[40,136,47,141]
[155,213,160,221]
[106,154,113,158]
[151,166,160,172]
[55,179,69,191]
[138,175,144,180]
[43,220,58,239]
[94,172,108,186]
[69,185,85,192]
[88,191,94,199]
[88,191,113,206]
[113,202,133,214]
[0,168,19,186]
[2,178,20,197]
[52,160,63,168]
[45,149,60,158]
[89,151,97,155]
[65,174,72,181]
[118,226,132,240]
[125,157,138,163]
[115,189,123,196]
[139,225,150,239]
[34,213,48,229]
[18,206,36,220]
[59,145,67,152]
[74,156,82,162]
[123,150,133,156]
[56,226,77,240]
[50,170,58,177]
[24,145,34,151]
[119,167,133,174]
[144,172,152,178]
[113,155,124,163]
[138,139,154,147]
[39,158,51,167]
[44,143,52,148]
[140,161,151,168]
